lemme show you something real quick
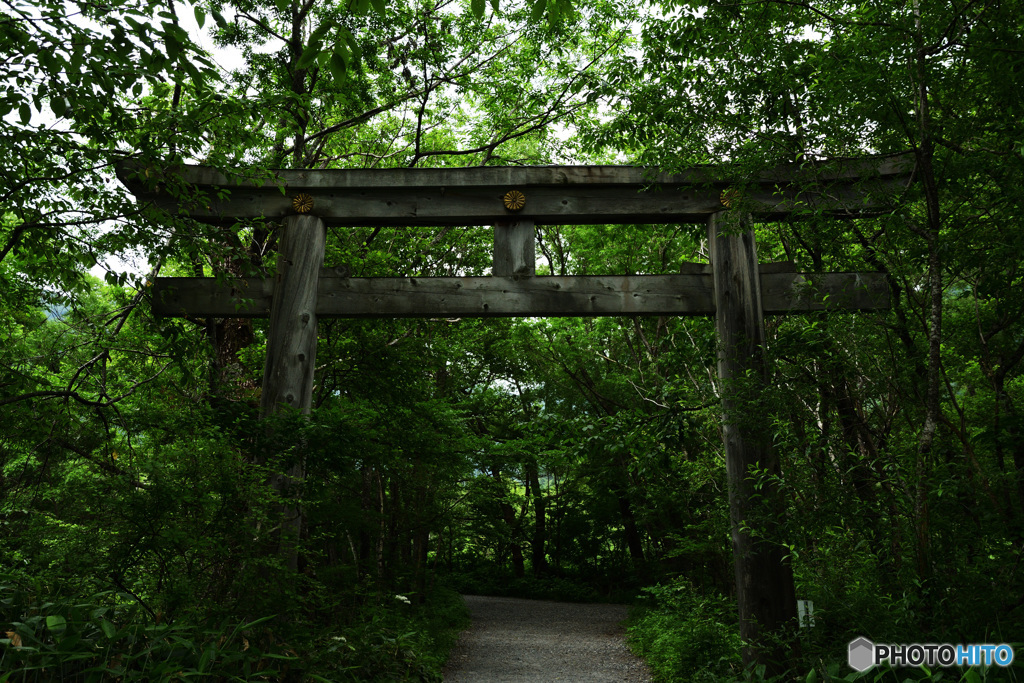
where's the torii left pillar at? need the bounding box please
[259,213,326,572]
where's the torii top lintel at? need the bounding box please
[117,154,911,227]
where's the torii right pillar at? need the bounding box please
[708,211,798,675]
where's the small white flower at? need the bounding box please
[395,594,411,604]
[332,636,347,641]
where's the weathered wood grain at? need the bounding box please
[257,213,325,574]
[117,156,912,226]
[259,214,325,416]
[708,212,797,674]
[123,155,912,190]
[493,221,535,276]
[150,271,889,318]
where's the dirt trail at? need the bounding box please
[442,595,653,682]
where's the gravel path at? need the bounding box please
[442,595,653,682]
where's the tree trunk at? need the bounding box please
[358,467,374,578]
[617,492,645,566]
[501,499,526,578]
[527,460,548,576]
[493,467,525,577]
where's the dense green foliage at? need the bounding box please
[3,0,1024,679]
[628,579,742,682]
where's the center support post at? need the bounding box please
[493,220,536,277]
[707,211,798,673]
[259,213,327,571]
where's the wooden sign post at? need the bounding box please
[119,155,910,674]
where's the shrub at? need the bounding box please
[0,572,294,681]
[305,588,470,682]
[1,573,469,682]
[627,578,742,682]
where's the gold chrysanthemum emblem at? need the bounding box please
[503,190,526,211]
[292,193,314,213]
[720,188,740,208]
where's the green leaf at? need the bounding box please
[50,97,66,118]
[312,21,333,42]
[530,0,546,22]
[547,0,570,25]
[198,645,215,671]
[193,6,206,29]
[329,51,347,81]
[238,615,277,630]
[18,103,30,125]
[299,20,334,69]
[99,619,116,639]
[45,615,66,632]
[369,0,385,15]
[337,26,361,62]
[471,0,485,19]
[124,16,145,35]
[275,0,290,13]
[211,9,227,28]
[163,36,181,61]
[298,38,325,69]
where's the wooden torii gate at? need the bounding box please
[120,156,908,672]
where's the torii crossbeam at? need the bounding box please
[118,154,910,672]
